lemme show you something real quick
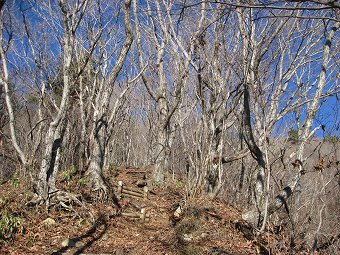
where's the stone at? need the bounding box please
[200,232,209,239]
[182,233,193,242]
[116,248,124,255]
[101,233,109,241]
[42,218,56,226]
[174,206,182,218]
[61,238,76,247]
[75,240,84,248]
[136,180,147,187]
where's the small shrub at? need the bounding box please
[0,195,7,208]
[62,165,75,183]
[0,209,24,241]
[107,164,119,177]
[288,128,299,144]
[324,135,340,143]
[171,177,185,188]
[78,177,88,186]
[9,177,20,188]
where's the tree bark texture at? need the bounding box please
[87,0,133,190]
[0,6,27,166]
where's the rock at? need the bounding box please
[75,240,84,248]
[136,180,147,187]
[183,233,193,242]
[61,238,76,247]
[51,236,62,245]
[174,206,182,218]
[42,218,56,226]
[116,248,125,255]
[101,233,109,241]
[200,232,209,239]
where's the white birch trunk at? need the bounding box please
[0,8,27,166]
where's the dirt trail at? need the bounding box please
[0,168,258,255]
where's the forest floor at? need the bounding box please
[0,167,300,255]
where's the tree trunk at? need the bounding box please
[36,120,66,200]
[242,20,339,226]
[35,0,78,202]
[153,98,169,184]
[207,124,222,195]
[86,0,133,191]
[0,8,27,166]
[87,123,107,192]
[243,85,266,222]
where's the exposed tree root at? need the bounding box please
[93,185,108,203]
[91,183,122,213]
[26,190,84,212]
[26,189,99,226]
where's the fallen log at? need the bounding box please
[116,181,149,199]
[122,189,143,198]
[122,208,150,223]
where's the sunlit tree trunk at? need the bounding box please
[0,2,27,166]
[153,98,169,182]
[241,16,339,226]
[268,20,340,219]
[87,0,133,192]
[88,126,107,191]
[35,0,89,202]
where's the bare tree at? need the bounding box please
[86,0,133,195]
[32,0,90,204]
[233,3,340,228]
[262,20,339,232]
[133,0,212,184]
[0,0,27,166]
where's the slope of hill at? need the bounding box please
[0,165,332,254]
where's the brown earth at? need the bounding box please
[0,167,305,255]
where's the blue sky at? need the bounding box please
[3,0,339,139]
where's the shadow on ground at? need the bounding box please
[51,214,108,255]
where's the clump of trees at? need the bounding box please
[0,0,339,253]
